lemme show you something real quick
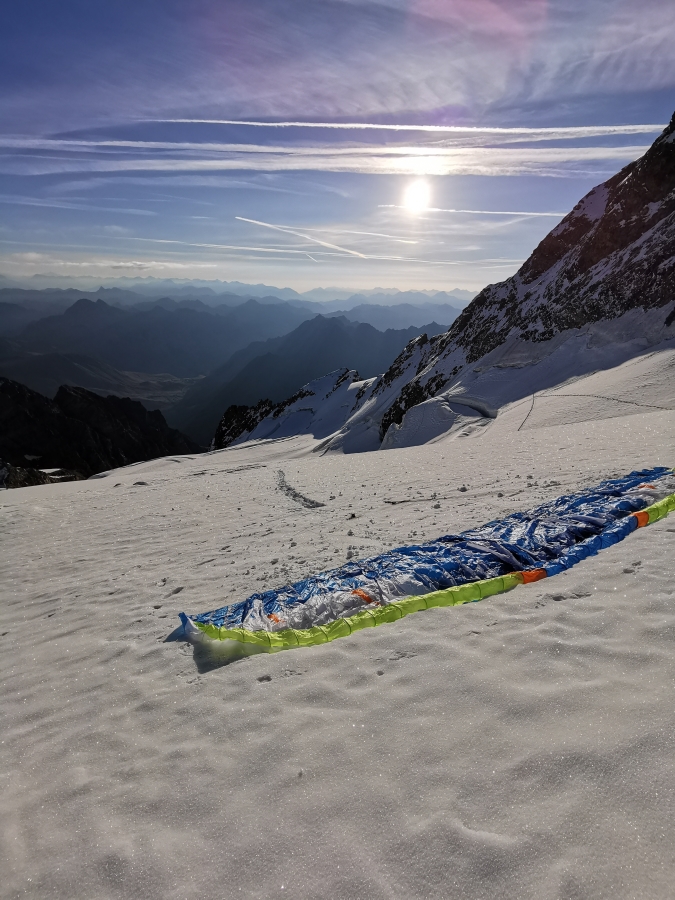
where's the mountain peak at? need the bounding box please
[64,297,118,317]
[433,112,675,368]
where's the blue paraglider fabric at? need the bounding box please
[190,467,672,634]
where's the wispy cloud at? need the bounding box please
[0,140,650,178]
[123,234,523,269]
[0,124,662,152]
[2,1,672,138]
[2,1,671,290]
[45,174,323,197]
[380,205,566,216]
[2,251,218,271]
[311,228,418,244]
[0,194,156,215]
[235,216,368,258]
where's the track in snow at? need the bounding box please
[276,470,325,509]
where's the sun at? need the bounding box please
[403,179,431,213]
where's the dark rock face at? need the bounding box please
[0,460,84,489]
[212,386,317,450]
[0,460,54,489]
[213,400,275,451]
[0,378,201,485]
[379,370,451,441]
[447,114,675,363]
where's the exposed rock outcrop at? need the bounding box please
[212,370,361,450]
[0,378,201,485]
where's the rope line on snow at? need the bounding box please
[536,391,675,411]
[517,393,536,431]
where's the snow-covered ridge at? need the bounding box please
[213,304,675,455]
[213,368,371,449]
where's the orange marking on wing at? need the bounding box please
[352,588,378,604]
[633,511,650,528]
[521,568,547,584]
[267,613,282,623]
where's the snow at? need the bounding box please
[3,347,675,899]
[550,184,609,236]
[230,369,365,446]
[373,304,675,449]
[576,183,610,222]
[370,342,675,450]
[381,398,490,450]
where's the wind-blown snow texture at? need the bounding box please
[4,373,675,900]
[214,114,675,454]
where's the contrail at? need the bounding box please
[153,119,665,138]
[236,216,367,258]
[120,235,524,268]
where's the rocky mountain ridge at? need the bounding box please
[0,378,200,485]
[173,315,445,444]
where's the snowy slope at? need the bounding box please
[380,320,675,450]
[3,379,675,900]
[214,368,372,448]
[215,333,442,453]
[218,309,675,455]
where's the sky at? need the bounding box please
[0,0,673,295]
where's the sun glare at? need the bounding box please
[403,179,431,213]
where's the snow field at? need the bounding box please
[2,352,675,899]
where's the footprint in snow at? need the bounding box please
[388,649,417,661]
[541,589,592,603]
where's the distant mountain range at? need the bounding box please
[0,285,471,314]
[212,113,675,453]
[0,276,476,307]
[0,290,462,417]
[0,269,475,468]
[12,297,312,377]
[324,302,459,330]
[167,315,447,444]
[0,338,199,409]
[0,302,46,335]
[284,291,468,314]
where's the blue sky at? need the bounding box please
[1,0,673,293]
